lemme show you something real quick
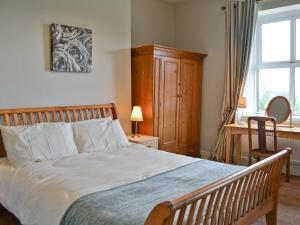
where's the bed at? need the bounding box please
[0,103,290,225]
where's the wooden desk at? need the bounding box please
[225,123,300,164]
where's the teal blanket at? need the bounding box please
[60,159,243,225]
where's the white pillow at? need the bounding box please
[71,118,130,153]
[0,123,78,168]
[104,119,130,151]
[71,118,112,153]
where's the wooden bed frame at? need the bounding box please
[0,103,118,157]
[0,103,291,225]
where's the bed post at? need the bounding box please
[265,209,277,225]
[111,103,118,120]
[144,202,173,225]
[265,148,291,225]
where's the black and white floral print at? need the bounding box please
[51,24,92,73]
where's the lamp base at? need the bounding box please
[131,134,140,138]
[132,121,140,138]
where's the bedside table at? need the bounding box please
[127,134,159,149]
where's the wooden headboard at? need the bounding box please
[0,103,118,157]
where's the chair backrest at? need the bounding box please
[248,116,277,152]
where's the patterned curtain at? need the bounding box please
[209,0,258,161]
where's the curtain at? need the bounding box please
[209,0,258,161]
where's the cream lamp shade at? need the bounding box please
[238,97,247,109]
[130,106,143,122]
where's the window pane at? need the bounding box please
[296,19,300,60]
[261,21,290,62]
[258,68,290,111]
[295,68,300,114]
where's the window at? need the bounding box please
[249,5,300,115]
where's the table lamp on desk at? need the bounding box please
[238,97,247,124]
[130,106,143,138]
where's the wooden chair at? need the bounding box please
[248,116,291,182]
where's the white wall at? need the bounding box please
[131,0,175,47]
[0,0,132,132]
[175,0,226,153]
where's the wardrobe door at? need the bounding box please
[179,60,200,154]
[158,57,181,151]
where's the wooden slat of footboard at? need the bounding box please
[203,192,216,225]
[144,149,291,225]
[260,165,272,202]
[194,196,207,225]
[186,202,197,225]
[242,172,256,215]
[231,177,246,223]
[261,164,274,201]
[217,185,231,225]
[210,187,224,224]
[176,205,187,225]
[254,170,265,207]
[224,181,238,224]
[237,175,251,220]
[248,170,260,211]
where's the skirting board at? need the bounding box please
[200,150,300,177]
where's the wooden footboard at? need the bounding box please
[145,149,291,225]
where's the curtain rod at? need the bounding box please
[221,0,262,11]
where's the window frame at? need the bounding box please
[255,9,300,115]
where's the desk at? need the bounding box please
[225,123,300,164]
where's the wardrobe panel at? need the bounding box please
[131,55,154,135]
[191,61,202,153]
[159,58,180,149]
[153,57,161,137]
[179,60,197,147]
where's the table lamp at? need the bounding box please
[238,97,247,124]
[130,106,143,138]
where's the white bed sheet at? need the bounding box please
[0,144,199,225]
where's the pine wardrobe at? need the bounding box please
[131,45,207,156]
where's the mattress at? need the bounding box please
[0,144,199,225]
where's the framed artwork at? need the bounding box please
[50,24,92,73]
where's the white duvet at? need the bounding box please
[0,144,199,225]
